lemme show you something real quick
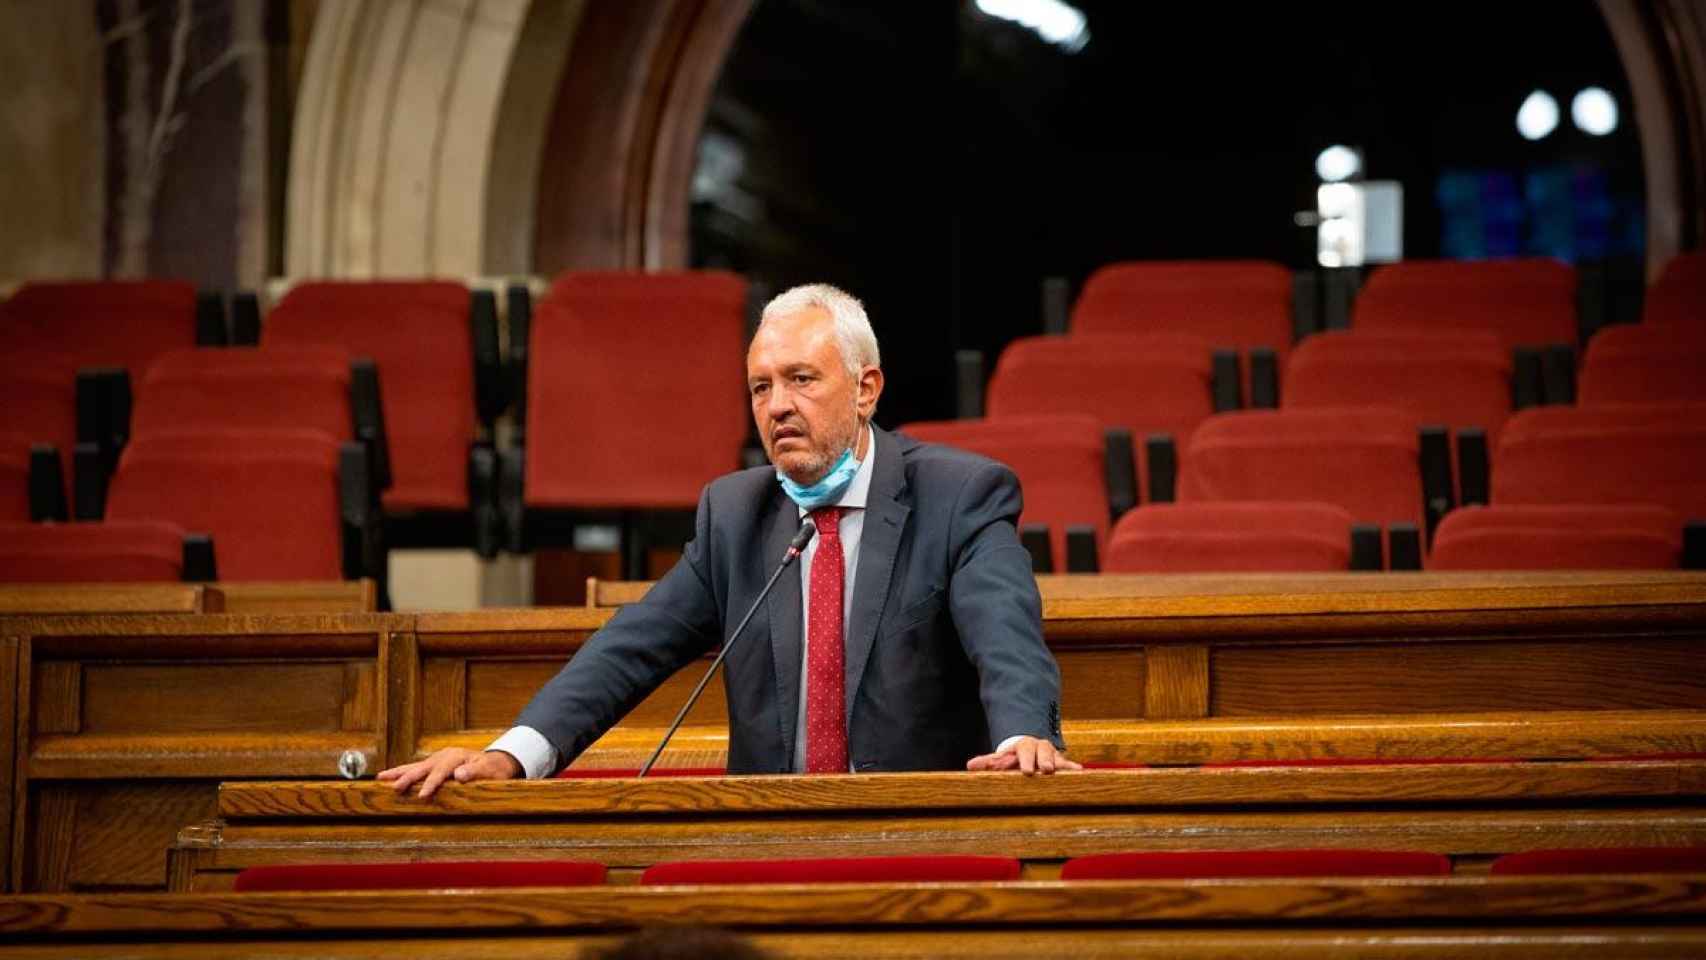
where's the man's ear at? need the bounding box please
[857,366,884,418]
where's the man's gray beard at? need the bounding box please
[775,414,861,486]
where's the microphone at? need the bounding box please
[637,520,818,777]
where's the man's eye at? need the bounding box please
[793,375,812,385]
[750,383,768,397]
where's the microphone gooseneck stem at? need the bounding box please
[637,522,816,778]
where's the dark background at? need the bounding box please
[690,0,1645,428]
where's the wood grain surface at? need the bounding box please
[0,585,209,616]
[216,760,1706,818]
[5,876,1706,936]
[215,580,377,614]
[0,637,14,893]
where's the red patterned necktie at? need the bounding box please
[804,507,847,773]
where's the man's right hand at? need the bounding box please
[376,747,522,799]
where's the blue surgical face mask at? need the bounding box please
[778,445,859,511]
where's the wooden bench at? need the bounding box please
[9,571,1706,893]
[3,875,1705,957]
[167,761,1706,891]
[0,580,376,617]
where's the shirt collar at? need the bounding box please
[797,424,875,519]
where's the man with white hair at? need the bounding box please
[382,283,1074,794]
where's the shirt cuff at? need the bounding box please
[996,734,1054,754]
[486,726,558,780]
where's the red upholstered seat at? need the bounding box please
[1580,324,1706,405]
[234,860,607,892]
[986,334,1215,501]
[527,271,748,510]
[1493,405,1706,519]
[0,280,200,376]
[1644,250,1706,326]
[899,415,1108,569]
[1104,501,1353,573]
[1181,408,1423,527]
[1070,260,1293,361]
[1060,849,1451,880]
[105,431,344,580]
[1285,329,1512,439]
[1353,258,1577,349]
[1429,504,1680,571]
[1490,847,1706,876]
[265,281,475,511]
[0,445,27,523]
[134,346,354,442]
[0,520,187,582]
[640,855,1022,885]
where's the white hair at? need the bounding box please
[759,283,881,379]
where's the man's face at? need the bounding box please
[746,306,880,485]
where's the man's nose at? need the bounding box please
[762,384,794,420]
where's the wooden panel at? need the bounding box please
[18,787,74,893]
[1055,648,1143,719]
[27,663,78,736]
[1143,645,1208,719]
[1,929,1704,960]
[1212,638,1706,716]
[464,659,725,729]
[217,761,1706,819]
[341,662,378,732]
[27,733,380,780]
[0,585,206,616]
[215,580,377,614]
[8,877,1706,936]
[79,663,357,734]
[56,783,214,890]
[0,637,14,893]
[417,659,466,733]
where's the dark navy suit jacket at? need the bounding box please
[514,426,1064,774]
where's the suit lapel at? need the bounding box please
[763,493,804,765]
[845,427,910,718]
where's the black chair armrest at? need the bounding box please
[1684,520,1706,571]
[1103,427,1137,520]
[469,441,499,560]
[1144,434,1177,504]
[1457,428,1490,506]
[195,290,229,346]
[1211,350,1241,412]
[1064,525,1099,573]
[181,533,217,582]
[73,441,107,521]
[1248,348,1279,408]
[506,283,532,440]
[499,444,526,554]
[1019,524,1052,573]
[27,444,67,522]
[348,359,393,492]
[471,289,504,425]
[954,350,985,419]
[230,291,262,345]
[1418,425,1453,544]
[1349,523,1383,571]
[1041,276,1070,335]
[1541,343,1577,405]
[1512,347,1543,409]
[1388,522,1423,571]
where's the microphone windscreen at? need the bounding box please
[791,521,817,552]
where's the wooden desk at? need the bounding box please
[4,876,1705,958]
[10,572,1706,893]
[169,762,1706,891]
[215,580,377,614]
[0,585,217,616]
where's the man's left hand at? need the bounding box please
[966,736,1082,775]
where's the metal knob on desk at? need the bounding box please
[339,750,369,780]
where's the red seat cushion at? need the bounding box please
[1494,405,1706,519]
[266,282,475,511]
[234,860,607,891]
[1428,504,1680,571]
[1490,847,1706,876]
[1061,849,1451,880]
[135,346,354,443]
[641,855,1022,885]
[1284,329,1512,440]
[1181,408,1422,526]
[1353,258,1576,349]
[1,280,200,377]
[1645,250,1706,326]
[0,520,187,582]
[527,271,748,510]
[1071,261,1293,360]
[1105,501,1353,573]
[106,431,344,580]
[900,415,1108,568]
[1580,324,1706,405]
